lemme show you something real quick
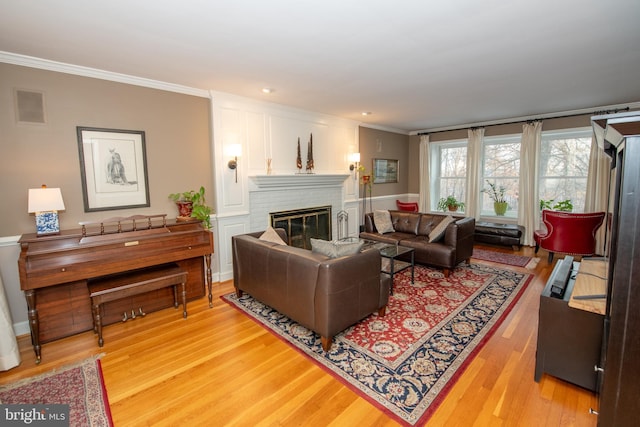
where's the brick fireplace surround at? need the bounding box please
[248,175,349,242]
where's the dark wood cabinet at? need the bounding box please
[591,112,640,426]
[535,259,604,392]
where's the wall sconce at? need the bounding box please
[227,144,242,183]
[28,185,66,236]
[348,152,361,177]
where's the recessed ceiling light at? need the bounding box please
[262,87,274,94]
[361,111,372,116]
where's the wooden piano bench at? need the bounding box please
[88,263,188,347]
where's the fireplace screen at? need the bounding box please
[270,206,332,249]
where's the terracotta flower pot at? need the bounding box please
[176,201,193,219]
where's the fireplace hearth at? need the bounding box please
[270,206,331,249]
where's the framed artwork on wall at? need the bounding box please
[76,126,150,212]
[373,158,399,184]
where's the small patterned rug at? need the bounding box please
[0,355,112,427]
[222,263,533,426]
[473,248,539,269]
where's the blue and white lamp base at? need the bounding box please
[35,211,60,236]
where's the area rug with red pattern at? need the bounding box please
[222,263,533,426]
[472,248,539,269]
[0,355,113,427]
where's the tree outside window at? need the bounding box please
[538,129,591,212]
[431,141,466,211]
[430,127,590,216]
[482,135,521,217]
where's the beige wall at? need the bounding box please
[408,134,421,194]
[358,127,410,198]
[426,114,593,143]
[0,63,212,237]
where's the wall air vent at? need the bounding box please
[14,89,46,124]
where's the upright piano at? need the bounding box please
[18,215,214,362]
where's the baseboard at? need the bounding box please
[218,271,233,283]
[13,320,30,337]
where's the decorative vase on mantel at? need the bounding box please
[494,201,508,216]
[296,137,303,174]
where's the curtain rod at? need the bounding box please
[417,107,630,136]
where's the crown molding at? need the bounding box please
[410,101,640,135]
[359,122,410,135]
[0,51,210,98]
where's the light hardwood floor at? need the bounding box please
[1,244,598,426]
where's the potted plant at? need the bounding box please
[168,186,213,229]
[437,195,465,212]
[357,165,371,185]
[540,198,573,212]
[483,180,508,215]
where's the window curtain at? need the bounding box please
[585,132,612,255]
[0,273,20,371]
[518,121,542,247]
[465,128,483,220]
[419,134,430,212]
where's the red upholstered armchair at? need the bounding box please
[396,200,419,212]
[533,210,606,263]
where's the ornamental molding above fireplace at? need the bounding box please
[249,174,349,190]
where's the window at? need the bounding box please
[538,128,592,212]
[481,135,521,217]
[430,140,467,211]
[428,127,592,217]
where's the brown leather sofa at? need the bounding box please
[232,229,390,351]
[360,211,475,277]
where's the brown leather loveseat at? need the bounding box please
[232,229,390,351]
[360,211,475,277]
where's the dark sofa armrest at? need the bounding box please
[444,217,475,263]
[363,212,376,233]
[314,249,389,336]
[444,217,475,242]
[457,216,476,236]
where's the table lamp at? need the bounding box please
[28,185,65,236]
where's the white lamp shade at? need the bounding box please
[349,152,361,163]
[227,144,242,158]
[28,187,65,213]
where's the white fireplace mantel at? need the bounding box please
[249,174,350,190]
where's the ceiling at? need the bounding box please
[2,0,640,133]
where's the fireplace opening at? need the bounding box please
[270,206,332,249]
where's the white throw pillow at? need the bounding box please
[259,226,287,245]
[428,215,455,243]
[373,210,395,234]
[311,238,364,258]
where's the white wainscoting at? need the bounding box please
[209,92,360,281]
